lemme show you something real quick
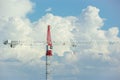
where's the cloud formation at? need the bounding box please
[0,0,33,17]
[0,0,120,80]
[45,7,52,12]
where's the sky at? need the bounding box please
[28,0,120,31]
[0,0,120,80]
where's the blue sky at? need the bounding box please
[28,0,120,31]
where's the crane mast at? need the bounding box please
[46,25,53,80]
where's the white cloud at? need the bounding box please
[0,0,33,17]
[45,7,52,12]
[0,2,120,80]
[105,27,119,39]
[76,6,104,33]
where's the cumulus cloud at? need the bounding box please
[0,0,33,17]
[0,1,120,80]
